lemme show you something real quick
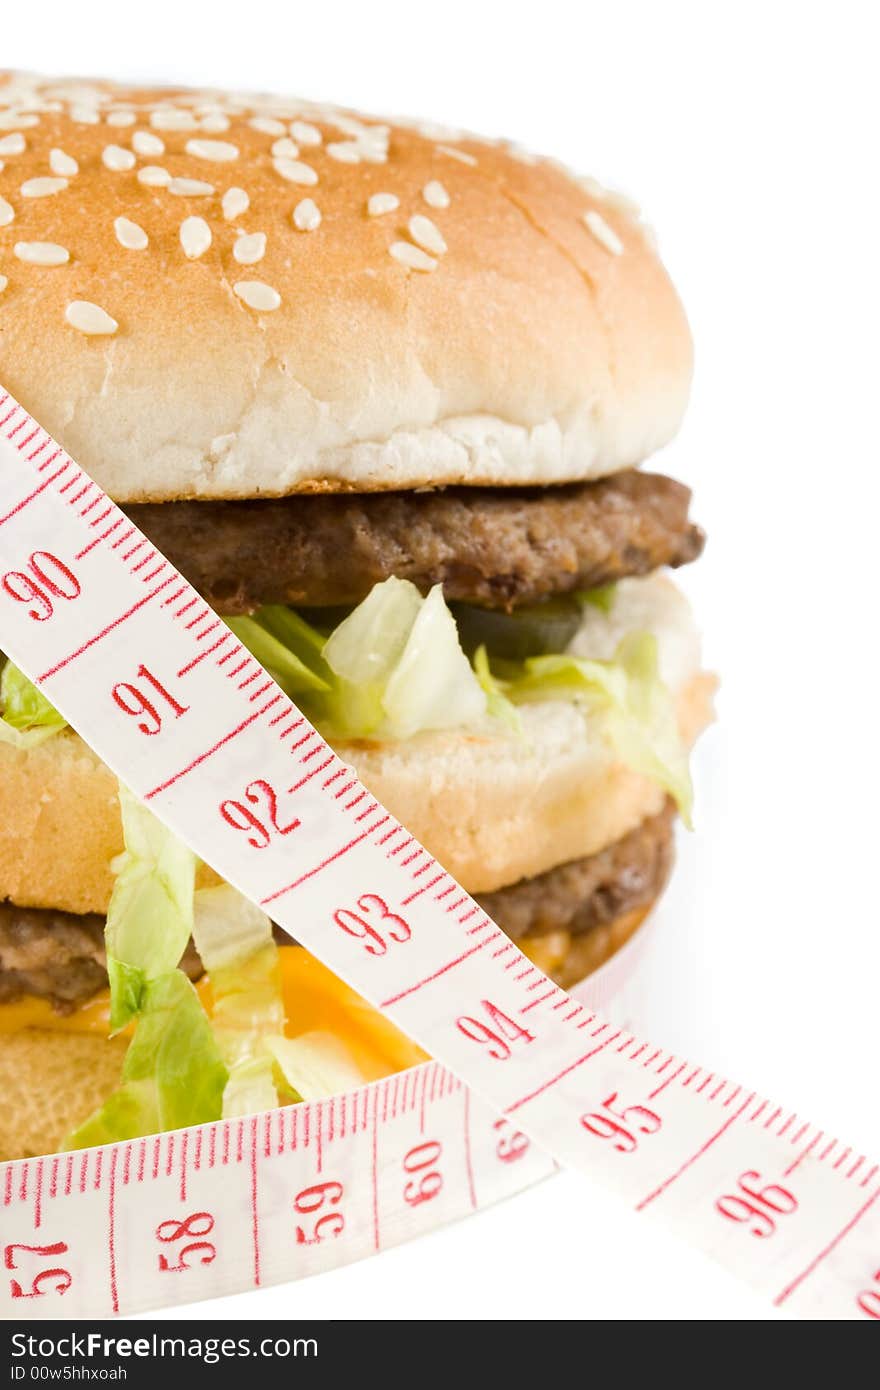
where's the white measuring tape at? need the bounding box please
[0,387,876,1322]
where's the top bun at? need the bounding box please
[0,75,693,502]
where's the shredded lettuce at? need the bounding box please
[380,584,487,739]
[220,1056,281,1119]
[495,632,693,824]
[232,579,491,741]
[473,645,522,735]
[66,792,228,1149]
[105,787,197,1031]
[228,582,693,816]
[192,884,285,1118]
[266,1032,370,1102]
[577,583,617,615]
[321,578,421,736]
[0,661,67,748]
[223,615,330,697]
[66,971,228,1149]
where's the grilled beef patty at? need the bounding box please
[126,471,703,614]
[0,807,674,1014]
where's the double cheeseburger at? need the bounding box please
[0,74,714,1160]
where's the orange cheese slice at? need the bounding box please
[0,946,427,1081]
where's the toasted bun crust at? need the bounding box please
[0,670,714,911]
[0,1030,126,1161]
[0,75,692,501]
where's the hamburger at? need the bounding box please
[0,73,714,1160]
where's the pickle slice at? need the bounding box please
[451,598,584,660]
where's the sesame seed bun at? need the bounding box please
[0,75,692,501]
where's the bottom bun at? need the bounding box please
[0,1031,126,1162]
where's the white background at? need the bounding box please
[5,0,880,1322]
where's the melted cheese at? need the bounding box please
[0,946,426,1077]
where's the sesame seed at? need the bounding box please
[505,143,539,166]
[185,138,240,163]
[0,133,26,156]
[0,196,14,226]
[65,300,118,336]
[292,198,321,231]
[114,216,149,250]
[422,180,450,209]
[249,116,286,136]
[273,157,318,186]
[167,177,216,196]
[222,186,250,220]
[180,216,212,259]
[69,105,99,125]
[408,214,447,256]
[49,147,78,177]
[233,280,281,311]
[132,130,165,157]
[367,192,399,217]
[333,115,369,138]
[200,114,230,133]
[0,112,38,131]
[326,141,361,163]
[102,144,136,172]
[14,241,70,266]
[390,241,438,272]
[271,136,299,159]
[137,165,171,187]
[356,128,390,165]
[233,231,267,264]
[106,110,136,127]
[417,121,464,141]
[291,120,322,147]
[20,177,68,198]
[583,209,624,255]
[0,275,7,294]
[151,107,198,132]
[437,144,477,166]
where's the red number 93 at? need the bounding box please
[333,894,411,957]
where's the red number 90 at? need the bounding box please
[2,551,80,622]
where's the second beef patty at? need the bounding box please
[0,805,675,1014]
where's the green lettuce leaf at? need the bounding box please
[220,1056,282,1119]
[381,584,487,739]
[320,577,421,736]
[231,579,490,741]
[0,661,67,748]
[266,1032,369,1102]
[66,971,228,1149]
[224,615,330,697]
[472,645,522,735]
[105,787,197,1031]
[498,631,693,824]
[192,884,285,1118]
[577,583,617,615]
